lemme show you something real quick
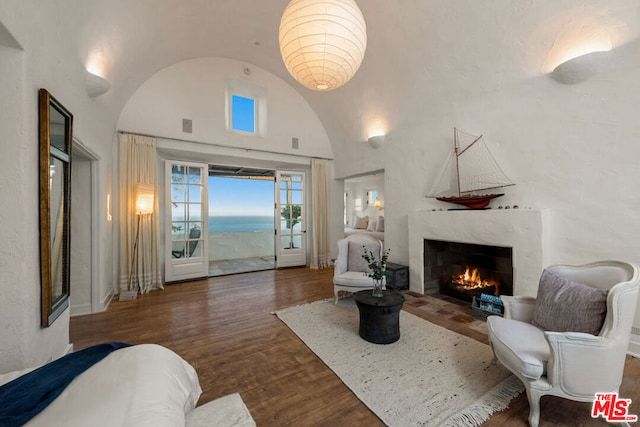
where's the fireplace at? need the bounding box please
[408,209,549,297]
[423,240,513,302]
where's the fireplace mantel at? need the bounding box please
[408,209,549,297]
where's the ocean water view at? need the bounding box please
[209,215,274,233]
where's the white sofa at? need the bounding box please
[0,344,255,427]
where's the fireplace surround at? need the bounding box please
[408,209,549,297]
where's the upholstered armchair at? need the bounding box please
[487,261,640,427]
[333,234,386,304]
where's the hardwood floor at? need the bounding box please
[70,267,640,426]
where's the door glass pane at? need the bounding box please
[281,235,295,250]
[172,185,187,203]
[171,242,186,259]
[189,243,202,258]
[188,167,202,185]
[172,202,186,221]
[290,191,302,204]
[171,222,187,240]
[188,203,202,221]
[188,185,202,203]
[172,165,187,183]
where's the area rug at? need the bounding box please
[275,298,523,427]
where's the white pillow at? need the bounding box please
[348,241,379,273]
[353,216,369,229]
[376,216,385,232]
[366,219,377,231]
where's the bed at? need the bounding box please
[0,344,255,427]
[345,215,384,242]
[344,227,384,242]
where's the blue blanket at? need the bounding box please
[0,341,131,426]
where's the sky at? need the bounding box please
[208,176,274,216]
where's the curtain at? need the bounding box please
[118,133,163,294]
[310,158,331,269]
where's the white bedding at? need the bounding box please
[8,344,202,427]
[344,227,384,242]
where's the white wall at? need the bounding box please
[118,57,333,160]
[118,57,341,271]
[0,4,118,372]
[327,4,640,347]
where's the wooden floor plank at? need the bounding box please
[70,267,640,426]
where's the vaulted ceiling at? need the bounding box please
[4,1,639,156]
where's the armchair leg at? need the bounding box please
[525,388,542,427]
[334,290,340,305]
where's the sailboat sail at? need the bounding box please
[427,149,457,197]
[428,128,514,209]
[457,131,513,194]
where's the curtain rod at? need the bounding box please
[116,130,334,161]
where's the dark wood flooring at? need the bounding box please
[70,267,640,426]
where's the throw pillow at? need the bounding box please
[347,242,379,273]
[376,216,385,232]
[366,219,377,232]
[531,269,608,335]
[353,216,369,229]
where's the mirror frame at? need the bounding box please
[39,89,73,327]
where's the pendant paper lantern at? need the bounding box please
[279,0,367,91]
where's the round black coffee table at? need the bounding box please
[354,290,405,344]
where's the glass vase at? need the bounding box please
[372,278,384,297]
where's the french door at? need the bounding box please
[165,161,209,282]
[276,170,306,268]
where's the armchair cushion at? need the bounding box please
[347,242,378,273]
[487,315,550,380]
[532,269,608,335]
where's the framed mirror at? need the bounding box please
[39,89,73,327]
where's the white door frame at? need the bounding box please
[275,170,306,268]
[165,160,209,282]
[71,138,100,314]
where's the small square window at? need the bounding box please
[231,95,255,134]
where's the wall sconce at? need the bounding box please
[368,134,385,149]
[374,197,382,210]
[86,70,111,97]
[550,50,612,84]
[107,193,112,222]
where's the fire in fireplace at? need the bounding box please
[423,240,513,303]
[452,266,499,295]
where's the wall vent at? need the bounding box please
[292,137,299,149]
[182,118,193,133]
[632,326,640,335]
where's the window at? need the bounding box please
[367,190,377,206]
[225,80,267,137]
[231,95,255,133]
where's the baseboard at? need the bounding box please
[628,334,640,358]
[101,289,114,311]
[70,303,91,317]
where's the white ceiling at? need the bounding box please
[3,1,640,152]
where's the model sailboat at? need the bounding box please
[429,128,514,209]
